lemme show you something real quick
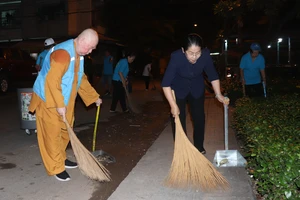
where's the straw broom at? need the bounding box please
[64,119,111,182]
[164,90,229,191]
[118,72,140,113]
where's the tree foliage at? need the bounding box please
[95,0,221,51]
[213,0,300,40]
[95,1,177,51]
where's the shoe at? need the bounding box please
[65,159,78,169]
[201,150,206,154]
[123,109,129,113]
[55,170,71,182]
[109,110,116,113]
[200,149,206,154]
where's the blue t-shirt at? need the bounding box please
[103,55,113,75]
[36,49,49,67]
[161,48,219,99]
[239,52,265,85]
[112,58,129,81]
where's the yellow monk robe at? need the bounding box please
[29,48,99,175]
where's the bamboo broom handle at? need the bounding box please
[118,72,130,98]
[171,90,177,115]
[171,90,176,101]
[171,90,180,123]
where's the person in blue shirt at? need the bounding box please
[35,38,56,71]
[110,51,136,113]
[240,43,266,97]
[102,50,114,95]
[161,33,229,154]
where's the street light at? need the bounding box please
[194,23,198,27]
[267,45,271,48]
[277,38,282,65]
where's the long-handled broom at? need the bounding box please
[91,106,116,164]
[118,72,140,113]
[164,90,229,191]
[64,116,111,182]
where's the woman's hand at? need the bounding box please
[215,94,230,105]
[162,87,180,117]
[211,80,229,105]
[171,104,180,117]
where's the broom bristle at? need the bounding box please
[65,121,111,182]
[164,117,230,191]
[126,95,140,114]
[118,71,141,114]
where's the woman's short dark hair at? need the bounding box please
[125,50,136,58]
[182,33,203,51]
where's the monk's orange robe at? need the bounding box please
[29,48,99,175]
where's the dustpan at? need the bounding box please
[91,106,116,164]
[213,104,247,167]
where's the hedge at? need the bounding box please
[232,95,300,199]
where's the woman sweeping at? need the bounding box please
[161,33,229,154]
[110,51,136,113]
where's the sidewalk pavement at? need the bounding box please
[107,87,256,200]
[0,79,256,200]
[91,80,256,200]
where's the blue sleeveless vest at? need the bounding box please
[33,39,84,106]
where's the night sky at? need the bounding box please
[98,0,221,49]
[96,0,300,55]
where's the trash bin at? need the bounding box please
[17,88,36,135]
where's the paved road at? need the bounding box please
[0,90,100,200]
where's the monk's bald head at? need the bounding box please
[75,28,99,56]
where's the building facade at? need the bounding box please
[0,0,106,42]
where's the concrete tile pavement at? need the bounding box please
[0,79,255,200]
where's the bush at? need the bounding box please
[221,78,243,106]
[221,77,300,106]
[233,95,300,199]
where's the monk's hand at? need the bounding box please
[95,98,102,106]
[57,107,67,121]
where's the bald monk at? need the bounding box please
[29,28,101,181]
